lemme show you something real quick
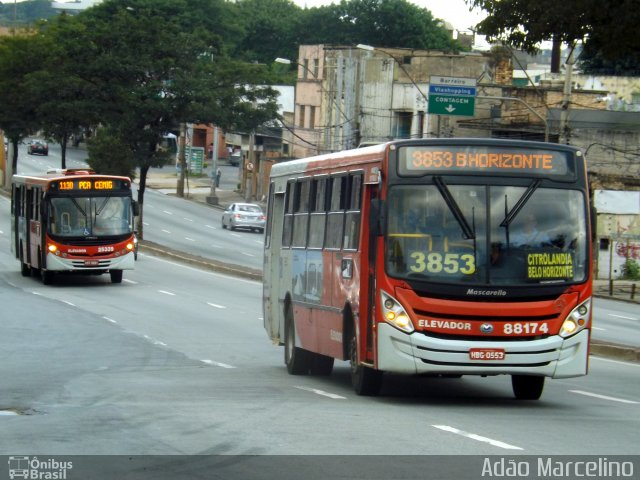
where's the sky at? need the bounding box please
[292,0,488,32]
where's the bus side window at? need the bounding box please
[325,175,346,250]
[343,173,362,250]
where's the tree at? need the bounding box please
[231,0,302,65]
[69,0,279,238]
[468,0,639,73]
[86,127,138,179]
[30,14,102,169]
[0,30,49,181]
[300,0,462,51]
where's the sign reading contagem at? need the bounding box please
[428,75,476,117]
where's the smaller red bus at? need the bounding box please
[11,169,138,284]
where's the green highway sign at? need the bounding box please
[428,76,476,117]
[428,94,475,116]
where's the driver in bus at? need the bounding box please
[511,213,551,248]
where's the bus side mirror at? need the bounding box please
[590,206,597,241]
[369,199,386,236]
[132,200,140,217]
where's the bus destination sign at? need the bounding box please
[53,178,129,191]
[398,146,571,177]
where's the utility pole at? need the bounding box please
[176,122,187,197]
[560,45,576,145]
[245,132,255,201]
[207,125,219,206]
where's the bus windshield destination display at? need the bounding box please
[399,146,571,177]
[55,179,127,191]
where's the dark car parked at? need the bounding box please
[27,139,49,156]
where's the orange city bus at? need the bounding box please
[263,138,593,400]
[11,169,138,285]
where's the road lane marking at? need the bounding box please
[183,217,193,222]
[62,300,76,307]
[205,225,217,229]
[241,252,255,257]
[569,390,639,404]
[590,356,640,368]
[231,233,242,238]
[295,386,347,400]
[154,341,167,346]
[201,359,236,369]
[432,425,523,450]
[592,326,606,331]
[207,302,227,309]
[103,316,117,324]
[145,256,261,285]
[123,279,137,284]
[163,210,173,215]
[184,237,195,242]
[158,290,176,296]
[608,313,637,320]
[161,229,171,234]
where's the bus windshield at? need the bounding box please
[385,183,588,286]
[48,195,133,237]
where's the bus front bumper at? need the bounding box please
[377,323,589,379]
[46,251,135,272]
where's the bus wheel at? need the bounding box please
[349,329,382,396]
[512,375,544,400]
[309,353,334,376]
[284,305,311,374]
[20,259,30,277]
[41,270,54,285]
[110,270,123,284]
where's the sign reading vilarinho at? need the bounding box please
[428,75,476,117]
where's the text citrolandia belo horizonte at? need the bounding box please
[399,146,571,176]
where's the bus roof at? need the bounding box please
[270,138,582,179]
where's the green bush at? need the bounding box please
[622,259,640,280]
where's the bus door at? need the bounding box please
[264,182,286,342]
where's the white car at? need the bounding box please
[221,203,266,233]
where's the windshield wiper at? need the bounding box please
[500,179,541,228]
[433,176,475,240]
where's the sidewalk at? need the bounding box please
[141,167,261,210]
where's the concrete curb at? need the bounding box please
[590,342,640,363]
[139,240,262,282]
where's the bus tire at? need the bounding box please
[512,375,544,400]
[309,353,334,376]
[284,304,311,375]
[110,270,123,284]
[20,257,31,277]
[41,270,54,285]
[349,328,382,396]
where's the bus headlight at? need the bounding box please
[381,290,414,333]
[560,298,591,338]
